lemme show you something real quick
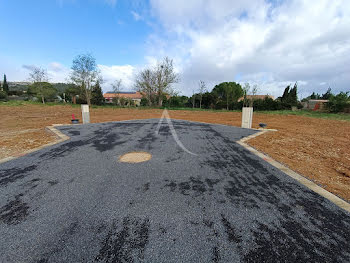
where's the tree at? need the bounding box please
[65,84,80,104]
[28,67,49,103]
[2,74,9,94]
[28,82,57,102]
[281,85,290,101]
[198,80,206,109]
[201,92,218,109]
[250,84,258,107]
[119,97,127,107]
[212,82,243,110]
[166,87,178,108]
[135,68,156,106]
[135,57,179,107]
[242,83,250,107]
[91,80,105,105]
[0,90,7,101]
[327,92,349,113]
[288,82,298,106]
[154,57,179,106]
[112,79,122,105]
[191,90,197,108]
[279,82,298,108]
[310,92,320,100]
[70,53,100,106]
[321,88,332,100]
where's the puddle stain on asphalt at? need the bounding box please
[95,216,150,263]
[0,194,29,225]
[221,214,242,244]
[0,165,37,187]
[164,177,220,197]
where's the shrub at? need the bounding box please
[140,97,149,106]
[0,90,8,101]
[327,92,349,113]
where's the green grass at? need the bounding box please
[1,101,349,121]
[256,110,350,121]
[0,100,82,107]
[165,107,240,112]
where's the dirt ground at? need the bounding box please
[1,104,349,202]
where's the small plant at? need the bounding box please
[0,90,8,101]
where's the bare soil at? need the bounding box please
[1,105,349,201]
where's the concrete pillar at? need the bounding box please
[81,104,90,124]
[241,107,253,129]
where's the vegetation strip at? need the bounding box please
[238,131,350,213]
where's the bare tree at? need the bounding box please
[154,57,179,106]
[198,80,206,109]
[250,84,258,107]
[242,83,258,107]
[28,66,49,104]
[242,83,250,107]
[191,90,196,108]
[135,68,156,106]
[112,79,122,105]
[167,87,178,107]
[70,53,100,106]
[135,57,179,107]
[112,79,122,93]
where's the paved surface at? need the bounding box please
[1,119,350,262]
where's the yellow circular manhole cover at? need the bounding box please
[119,152,152,163]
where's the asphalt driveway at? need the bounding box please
[1,119,350,262]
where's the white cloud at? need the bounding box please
[47,63,71,83]
[4,60,136,93]
[98,64,136,92]
[21,63,70,83]
[146,0,350,97]
[48,62,65,72]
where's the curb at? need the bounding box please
[237,130,350,214]
[0,125,70,164]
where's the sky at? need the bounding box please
[0,0,349,98]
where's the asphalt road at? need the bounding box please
[1,119,350,262]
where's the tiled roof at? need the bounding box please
[103,92,143,99]
[237,95,274,102]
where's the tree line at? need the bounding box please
[1,53,349,112]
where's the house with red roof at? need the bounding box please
[103,91,143,106]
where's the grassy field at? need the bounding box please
[259,110,350,121]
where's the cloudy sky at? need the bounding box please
[0,0,349,98]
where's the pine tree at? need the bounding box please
[281,85,290,102]
[3,74,9,94]
[91,81,104,105]
[321,88,332,100]
[289,82,298,106]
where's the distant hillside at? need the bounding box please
[8,82,71,93]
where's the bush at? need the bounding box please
[8,90,24,96]
[0,90,8,101]
[327,92,349,113]
[140,97,148,106]
[250,97,282,111]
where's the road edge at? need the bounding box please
[237,130,350,214]
[0,125,70,164]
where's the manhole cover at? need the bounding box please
[119,152,152,163]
